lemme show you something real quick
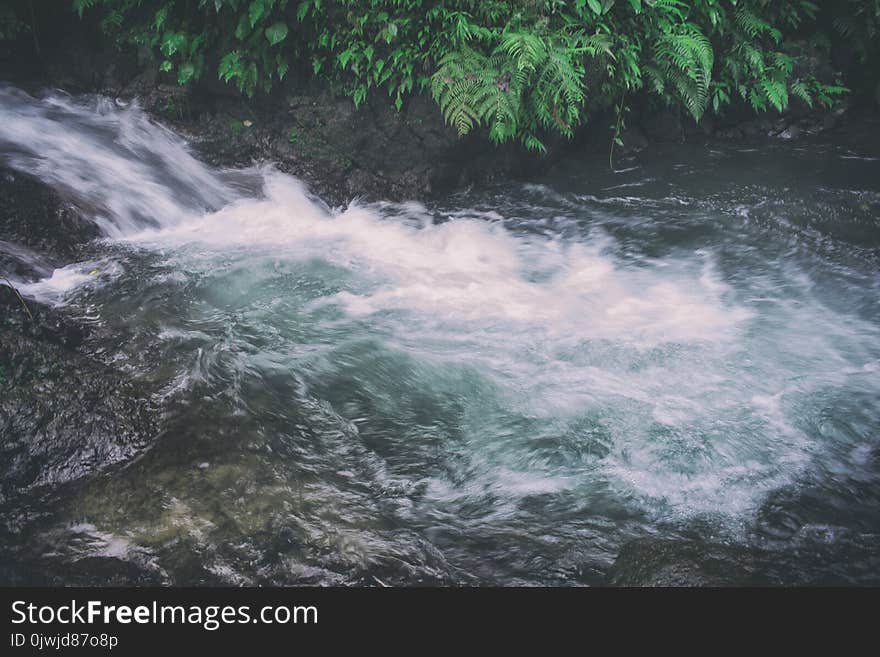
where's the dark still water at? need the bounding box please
[2,87,879,585]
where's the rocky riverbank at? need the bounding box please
[3,16,871,207]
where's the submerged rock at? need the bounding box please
[605,537,880,586]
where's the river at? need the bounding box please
[2,86,879,585]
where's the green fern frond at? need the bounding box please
[432,32,585,144]
[740,43,766,76]
[649,0,688,21]
[652,23,714,120]
[789,79,813,108]
[769,51,793,77]
[749,87,766,112]
[644,64,666,95]
[760,78,788,112]
[498,31,546,73]
[736,7,775,41]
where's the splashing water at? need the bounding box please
[0,85,233,234]
[2,86,879,584]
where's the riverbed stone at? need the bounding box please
[0,286,157,502]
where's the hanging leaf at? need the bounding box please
[337,49,354,69]
[218,50,243,83]
[265,22,288,45]
[248,0,265,28]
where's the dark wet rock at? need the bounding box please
[0,285,157,505]
[0,169,100,264]
[0,283,84,347]
[139,83,546,206]
[605,537,880,586]
[755,467,880,543]
[777,123,803,140]
[0,169,153,540]
[640,110,685,143]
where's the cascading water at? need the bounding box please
[1,85,879,584]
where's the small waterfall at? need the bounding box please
[0,85,234,235]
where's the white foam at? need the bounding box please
[17,261,112,304]
[126,171,751,350]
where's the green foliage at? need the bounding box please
[650,22,714,120]
[3,1,867,149]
